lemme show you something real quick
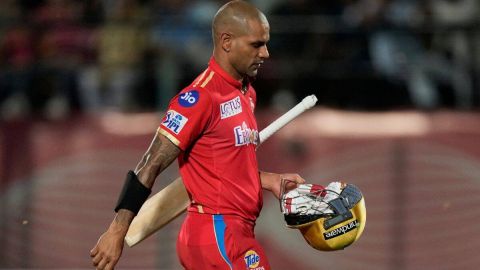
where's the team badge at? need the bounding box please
[249,97,255,112]
[161,110,188,134]
[178,90,199,107]
[220,96,242,119]
[244,250,263,269]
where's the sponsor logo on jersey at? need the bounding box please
[178,90,199,107]
[244,250,264,269]
[234,122,259,146]
[161,110,188,134]
[249,97,255,112]
[323,220,359,240]
[220,96,242,119]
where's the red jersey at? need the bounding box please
[159,57,262,222]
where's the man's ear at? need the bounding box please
[220,32,232,52]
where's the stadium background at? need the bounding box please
[1,0,480,269]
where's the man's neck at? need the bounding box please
[212,51,243,82]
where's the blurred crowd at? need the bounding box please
[1,0,479,120]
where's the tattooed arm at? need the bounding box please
[90,132,181,270]
[135,130,182,189]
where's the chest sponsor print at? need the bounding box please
[234,121,259,146]
[220,96,242,119]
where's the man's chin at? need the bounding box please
[247,69,259,78]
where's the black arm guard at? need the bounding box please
[114,170,152,214]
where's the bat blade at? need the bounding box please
[125,177,188,247]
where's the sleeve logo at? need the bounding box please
[161,110,188,134]
[178,90,199,107]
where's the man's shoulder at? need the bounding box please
[189,68,217,90]
[175,84,214,109]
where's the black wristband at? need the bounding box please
[114,170,152,214]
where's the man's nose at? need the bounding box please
[259,45,269,59]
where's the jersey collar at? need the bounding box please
[209,57,249,93]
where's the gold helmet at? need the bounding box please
[280,181,366,251]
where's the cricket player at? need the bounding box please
[90,1,305,269]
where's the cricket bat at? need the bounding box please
[125,94,318,247]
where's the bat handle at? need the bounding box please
[259,94,317,144]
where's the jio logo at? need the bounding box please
[178,90,199,107]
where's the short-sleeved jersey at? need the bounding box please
[159,57,262,222]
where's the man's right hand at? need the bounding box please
[90,211,133,270]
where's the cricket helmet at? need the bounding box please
[280,180,366,251]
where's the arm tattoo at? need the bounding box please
[134,132,181,188]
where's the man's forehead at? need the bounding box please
[245,19,270,38]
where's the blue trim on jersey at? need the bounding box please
[213,215,233,269]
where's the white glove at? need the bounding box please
[282,182,343,215]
